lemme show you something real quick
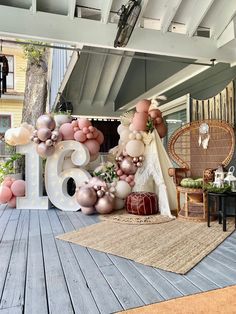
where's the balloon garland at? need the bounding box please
[0,98,167,213]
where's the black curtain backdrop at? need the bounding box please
[92,119,120,152]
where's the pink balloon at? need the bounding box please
[93,129,99,138]
[84,139,100,155]
[74,130,87,142]
[78,118,92,129]
[36,142,55,158]
[90,153,99,162]
[132,112,148,131]
[87,177,107,188]
[11,179,25,197]
[88,126,94,132]
[117,169,123,176]
[120,174,127,180]
[0,186,12,203]
[86,133,94,139]
[37,128,52,141]
[95,195,114,214]
[59,123,75,140]
[76,187,97,207]
[8,196,16,208]
[2,180,13,188]
[96,130,104,145]
[155,117,163,125]
[149,109,162,119]
[73,127,79,132]
[71,120,78,127]
[136,99,151,113]
[82,127,89,134]
[129,181,135,187]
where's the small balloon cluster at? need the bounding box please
[59,118,104,160]
[31,114,62,158]
[77,162,132,215]
[76,177,115,215]
[128,98,167,138]
[0,178,25,208]
[115,154,144,187]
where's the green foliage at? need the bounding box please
[146,116,154,133]
[21,41,46,65]
[93,162,118,183]
[204,182,231,193]
[0,153,23,183]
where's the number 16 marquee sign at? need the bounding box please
[17,141,91,211]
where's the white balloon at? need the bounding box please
[120,128,131,142]
[114,197,125,210]
[117,124,126,135]
[125,140,145,157]
[5,126,31,146]
[115,180,132,199]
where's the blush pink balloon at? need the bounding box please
[84,139,100,155]
[132,112,148,131]
[59,123,75,140]
[0,186,13,203]
[2,180,13,188]
[73,127,79,132]
[76,186,97,207]
[93,129,99,138]
[136,99,151,113]
[155,117,163,125]
[11,180,26,197]
[74,130,87,142]
[86,133,94,139]
[155,123,167,138]
[116,169,123,176]
[96,130,104,145]
[149,109,162,119]
[129,181,135,187]
[71,120,78,127]
[88,126,94,132]
[37,127,52,141]
[8,196,16,208]
[120,174,127,180]
[78,118,92,129]
[95,195,114,214]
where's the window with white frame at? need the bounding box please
[5,55,14,89]
[0,114,11,133]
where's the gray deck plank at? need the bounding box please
[0,204,7,217]
[0,211,20,298]
[155,269,201,295]
[0,306,22,314]
[48,210,100,314]
[184,269,220,290]
[216,246,236,262]
[24,210,48,314]
[209,251,236,271]
[66,212,145,310]
[131,262,183,300]
[99,263,145,310]
[57,211,123,314]
[108,255,164,304]
[39,211,74,314]
[0,210,29,309]
[0,209,13,241]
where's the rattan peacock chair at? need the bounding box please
[167,120,235,221]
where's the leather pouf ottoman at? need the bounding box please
[126,192,159,215]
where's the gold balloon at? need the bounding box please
[95,195,114,214]
[76,187,97,207]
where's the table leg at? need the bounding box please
[207,195,211,227]
[222,197,227,232]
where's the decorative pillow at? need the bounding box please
[126,192,159,215]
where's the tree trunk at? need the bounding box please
[21,49,49,125]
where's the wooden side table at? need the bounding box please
[176,186,206,221]
[207,192,236,231]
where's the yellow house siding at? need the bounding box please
[0,99,23,127]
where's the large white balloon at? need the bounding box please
[5,126,32,146]
[115,180,132,199]
[125,140,145,157]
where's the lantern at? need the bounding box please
[213,165,225,188]
[224,166,236,192]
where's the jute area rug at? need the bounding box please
[117,285,236,314]
[99,209,174,224]
[57,219,235,274]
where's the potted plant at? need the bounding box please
[0,153,24,183]
[52,92,73,127]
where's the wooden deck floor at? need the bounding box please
[0,205,236,314]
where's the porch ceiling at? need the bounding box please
[1,0,236,114]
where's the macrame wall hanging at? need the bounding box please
[191,81,234,125]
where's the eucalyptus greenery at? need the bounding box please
[204,182,231,193]
[93,162,118,183]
